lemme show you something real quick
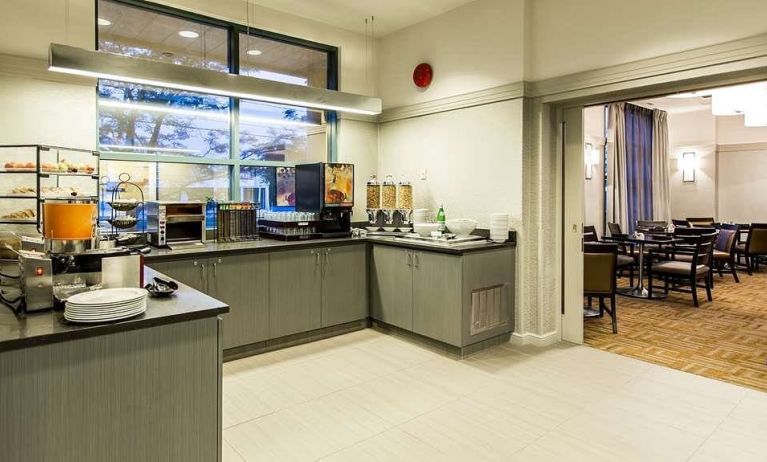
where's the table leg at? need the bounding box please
[618,241,665,299]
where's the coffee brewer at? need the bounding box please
[295,163,354,238]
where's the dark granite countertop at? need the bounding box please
[0,268,228,353]
[144,232,516,261]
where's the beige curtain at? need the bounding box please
[652,109,671,222]
[606,103,629,234]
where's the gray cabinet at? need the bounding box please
[147,257,208,293]
[321,244,368,327]
[209,254,270,349]
[269,248,322,338]
[370,245,414,330]
[412,251,462,345]
[147,254,270,349]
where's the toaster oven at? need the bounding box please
[145,201,206,247]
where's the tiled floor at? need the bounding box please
[222,329,767,461]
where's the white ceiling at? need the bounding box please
[633,95,711,114]
[248,0,478,36]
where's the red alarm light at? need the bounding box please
[35,266,44,276]
[413,63,433,88]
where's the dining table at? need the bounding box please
[603,234,683,299]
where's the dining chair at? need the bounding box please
[637,220,667,229]
[584,242,618,333]
[686,217,716,227]
[734,223,767,275]
[712,224,740,283]
[648,237,715,307]
[672,219,690,227]
[583,225,598,242]
[607,222,623,236]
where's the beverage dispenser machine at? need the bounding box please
[295,163,354,237]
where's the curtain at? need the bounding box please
[623,103,654,233]
[652,109,671,222]
[606,103,629,234]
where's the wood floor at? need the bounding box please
[585,267,767,392]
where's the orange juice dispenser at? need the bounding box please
[42,198,98,253]
[295,163,354,238]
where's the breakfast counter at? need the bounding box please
[144,230,517,262]
[0,268,227,462]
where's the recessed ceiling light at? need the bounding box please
[97,18,112,26]
[178,30,199,38]
[246,49,263,56]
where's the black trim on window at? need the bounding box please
[97,0,339,87]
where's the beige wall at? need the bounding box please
[378,100,523,228]
[526,0,767,81]
[376,0,525,109]
[668,109,717,220]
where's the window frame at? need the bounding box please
[95,0,339,201]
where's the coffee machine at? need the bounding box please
[295,163,354,238]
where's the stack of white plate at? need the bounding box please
[65,288,148,323]
[490,213,509,243]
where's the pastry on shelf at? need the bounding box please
[9,186,36,195]
[57,158,95,174]
[2,208,36,219]
[3,161,35,171]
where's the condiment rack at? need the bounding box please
[216,201,259,242]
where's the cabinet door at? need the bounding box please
[146,258,208,293]
[370,245,413,330]
[269,248,322,338]
[321,244,367,327]
[412,251,462,346]
[209,254,270,349]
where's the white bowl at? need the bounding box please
[413,223,440,237]
[446,219,477,236]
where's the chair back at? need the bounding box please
[715,225,738,254]
[693,238,716,268]
[687,217,715,227]
[637,220,667,229]
[672,219,690,227]
[583,243,617,295]
[607,222,622,236]
[746,223,767,254]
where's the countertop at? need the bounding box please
[145,232,516,261]
[0,268,229,353]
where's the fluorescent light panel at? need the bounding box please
[49,43,382,115]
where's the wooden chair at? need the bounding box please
[672,219,690,227]
[590,224,635,285]
[712,224,739,283]
[607,222,623,237]
[735,223,767,275]
[686,217,716,227]
[584,242,618,333]
[648,237,715,307]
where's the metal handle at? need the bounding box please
[406,251,412,267]
[413,252,420,269]
[213,261,218,278]
[324,248,330,265]
[311,249,320,266]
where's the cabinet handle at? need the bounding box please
[413,252,420,269]
[406,251,412,267]
[213,261,218,278]
[200,262,206,281]
[314,250,321,266]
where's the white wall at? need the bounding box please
[583,105,605,236]
[376,0,525,109]
[527,0,767,81]
[378,100,523,228]
[718,148,767,223]
[716,115,767,144]
[668,109,717,220]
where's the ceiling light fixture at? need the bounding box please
[97,18,112,26]
[246,49,262,56]
[178,30,199,38]
[49,43,382,115]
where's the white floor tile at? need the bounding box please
[689,416,767,462]
[319,428,447,462]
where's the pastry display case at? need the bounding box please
[0,145,99,234]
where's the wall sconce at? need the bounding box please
[584,142,600,180]
[681,151,696,183]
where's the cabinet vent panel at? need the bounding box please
[470,285,508,336]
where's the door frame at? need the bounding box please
[547,68,767,344]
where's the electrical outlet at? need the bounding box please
[419,168,427,180]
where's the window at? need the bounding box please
[96,0,337,209]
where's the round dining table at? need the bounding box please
[603,234,683,299]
